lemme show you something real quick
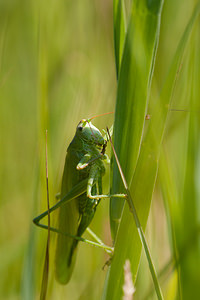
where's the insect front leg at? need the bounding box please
[77,152,107,170]
[77,153,92,170]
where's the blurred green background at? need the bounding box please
[0,0,199,299]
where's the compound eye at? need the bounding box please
[78,126,83,131]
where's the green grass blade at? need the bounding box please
[40,242,49,300]
[21,217,37,300]
[110,0,163,238]
[40,131,50,300]
[159,24,200,296]
[105,3,200,300]
[172,19,200,299]
[180,49,200,300]
[113,0,126,77]
[159,147,182,299]
[108,129,163,299]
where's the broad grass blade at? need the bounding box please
[179,35,200,300]
[113,0,126,77]
[159,12,200,298]
[105,3,200,300]
[110,0,164,239]
[107,128,163,299]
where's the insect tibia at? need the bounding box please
[76,153,92,170]
[77,153,105,170]
[68,239,78,267]
[77,163,89,170]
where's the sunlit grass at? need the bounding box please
[0,0,200,299]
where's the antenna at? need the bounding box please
[89,111,114,121]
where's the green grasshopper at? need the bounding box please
[33,117,125,285]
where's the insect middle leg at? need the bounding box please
[87,164,127,200]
